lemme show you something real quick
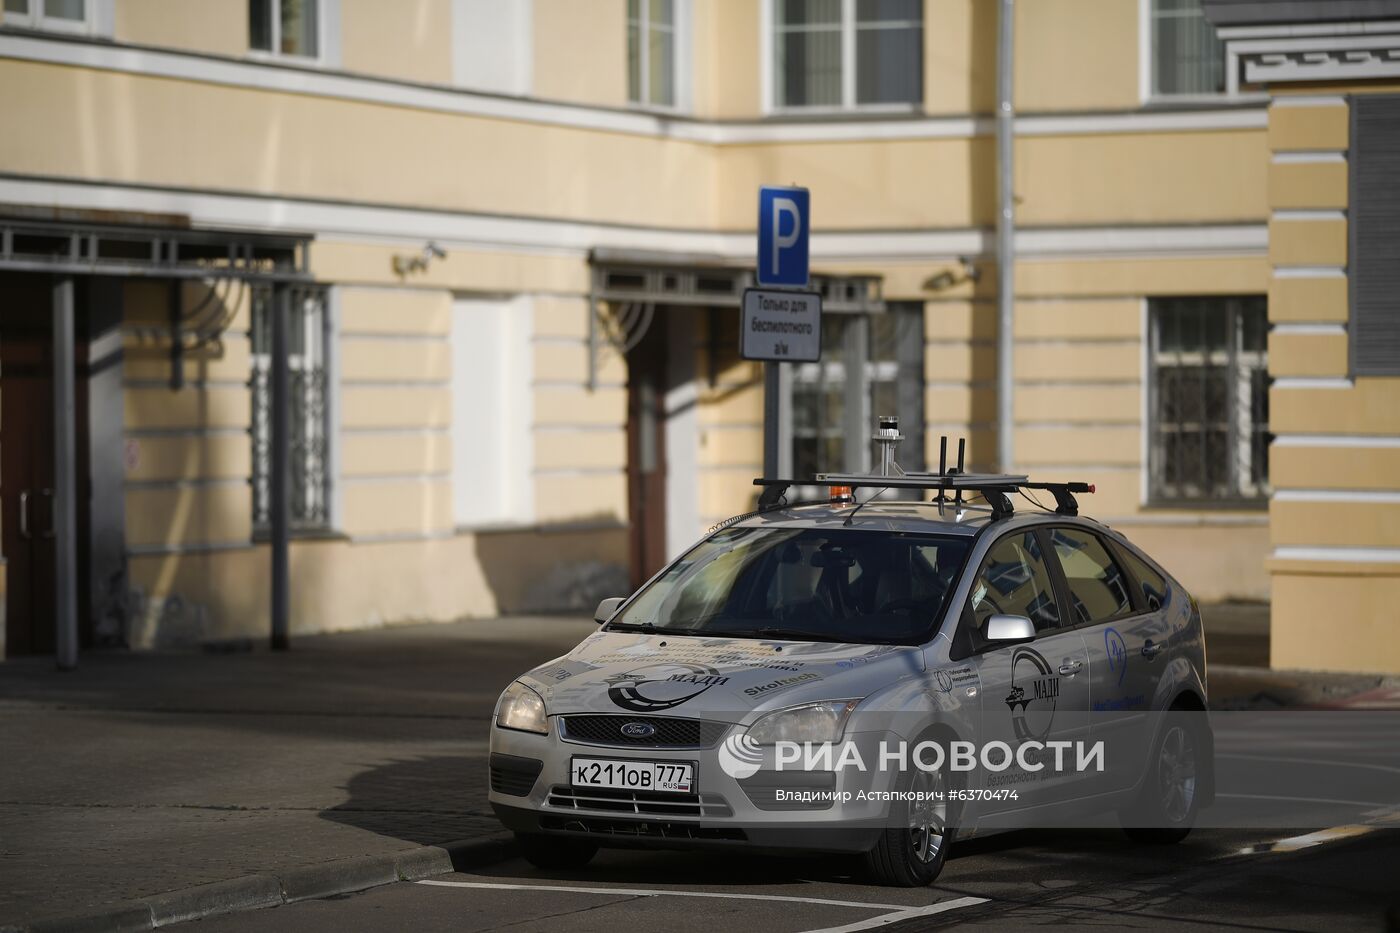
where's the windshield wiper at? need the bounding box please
[724,627,849,644]
[606,621,683,634]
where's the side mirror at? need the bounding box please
[593,597,626,625]
[985,614,1036,643]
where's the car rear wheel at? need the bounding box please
[516,832,599,870]
[1123,713,1201,845]
[863,760,956,886]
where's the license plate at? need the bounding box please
[571,757,694,794]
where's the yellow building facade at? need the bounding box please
[0,0,1394,670]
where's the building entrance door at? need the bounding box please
[0,274,96,659]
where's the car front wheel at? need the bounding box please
[863,760,956,886]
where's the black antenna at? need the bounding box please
[954,438,966,506]
[936,436,948,503]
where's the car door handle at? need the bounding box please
[1142,640,1165,660]
[1058,660,1083,676]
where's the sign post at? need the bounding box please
[749,186,819,481]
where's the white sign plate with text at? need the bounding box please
[740,288,822,362]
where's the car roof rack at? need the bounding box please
[752,416,1094,520]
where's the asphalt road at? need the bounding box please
[182,826,1398,932]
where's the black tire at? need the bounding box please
[863,752,957,886]
[1122,712,1203,845]
[516,832,599,870]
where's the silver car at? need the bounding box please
[489,448,1212,886]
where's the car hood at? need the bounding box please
[518,630,925,722]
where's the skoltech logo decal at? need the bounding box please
[1004,646,1058,743]
[605,662,729,712]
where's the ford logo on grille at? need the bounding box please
[620,721,657,738]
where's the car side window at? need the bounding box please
[1049,527,1134,625]
[968,530,1061,636]
[1118,545,1169,612]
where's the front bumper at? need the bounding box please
[487,718,901,854]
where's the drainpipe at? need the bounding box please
[53,276,78,671]
[996,0,1016,473]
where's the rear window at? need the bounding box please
[1050,527,1134,625]
[1119,545,1169,611]
[612,526,971,645]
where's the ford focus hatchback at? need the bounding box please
[489,423,1212,886]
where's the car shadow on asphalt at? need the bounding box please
[319,755,498,847]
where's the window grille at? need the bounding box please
[1148,296,1268,505]
[251,285,331,531]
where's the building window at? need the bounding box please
[773,0,922,111]
[628,0,682,109]
[250,0,319,59]
[1150,0,1225,96]
[791,303,924,480]
[251,286,332,532]
[3,0,91,33]
[1350,94,1400,377]
[1148,296,1268,506]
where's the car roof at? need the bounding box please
[733,500,1089,537]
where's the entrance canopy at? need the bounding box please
[0,205,314,666]
[0,204,312,281]
[587,247,884,389]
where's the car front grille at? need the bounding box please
[559,715,726,748]
[547,785,734,818]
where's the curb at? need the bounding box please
[4,834,517,933]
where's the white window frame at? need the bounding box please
[2,0,105,35]
[1138,0,1260,104]
[247,0,339,66]
[628,0,691,114]
[1144,295,1270,507]
[761,0,922,116]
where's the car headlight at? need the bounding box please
[496,681,548,735]
[746,699,860,745]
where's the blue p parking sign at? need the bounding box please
[757,185,810,287]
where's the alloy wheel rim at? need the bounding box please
[908,766,947,863]
[1158,724,1197,824]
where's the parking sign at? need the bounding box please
[757,185,809,287]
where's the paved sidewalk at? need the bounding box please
[0,616,591,928]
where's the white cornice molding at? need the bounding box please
[0,32,1266,145]
[0,175,1268,263]
[1218,24,1400,92]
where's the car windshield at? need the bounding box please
[609,526,971,645]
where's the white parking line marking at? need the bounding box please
[416,879,909,910]
[801,897,991,932]
[1236,825,1376,856]
[1217,793,1393,808]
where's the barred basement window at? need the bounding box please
[251,285,331,532]
[1148,296,1269,506]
